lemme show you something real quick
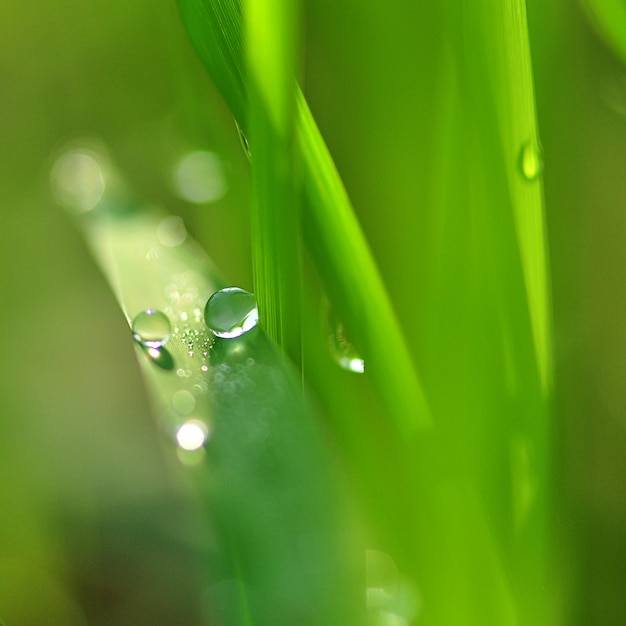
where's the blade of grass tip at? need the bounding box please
[581,0,626,65]
[245,0,302,364]
[50,142,362,626]
[177,0,433,437]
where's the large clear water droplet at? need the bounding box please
[132,309,172,348]
[328,311,365,373]
[518,140,543,181]
[204,287,259,339]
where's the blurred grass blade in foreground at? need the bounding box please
[581,0,626,65]
[50,141,361,626]
[178,0,432,437]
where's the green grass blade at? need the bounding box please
[245,0,302,362]
[296,92,432,434]
[581,0,626,65]
[177,0,246,124]
[177,0,432,436]
[52,144,360,626]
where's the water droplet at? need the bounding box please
[518,140,543,181]
[176,419,210,450]
[174,151,227,204]
[172,390,196,415]
[132,309,172,348]
[328,311,364,373]
[50,149,105,213]
[143,345,175,370]
[235,120,251,159]
[157,216,187,247]
[204,287,259,339]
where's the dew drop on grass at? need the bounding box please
[328,310,365,373]
[235,120,251,159]
[204,287,259,338]
[132,309,172,348]
[518,140,543,181]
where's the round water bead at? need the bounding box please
[204,287,259,339]
[518,140,543,181]
[328,310,365,374]
[132,309,172,348]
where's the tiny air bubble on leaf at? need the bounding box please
[132,309,172,348]
[204,287,259,339]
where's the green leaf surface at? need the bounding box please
[246,0,302,361]
[53,145,360,626]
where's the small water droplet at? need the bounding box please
[132,309,172,348]
[204,287,259,339]
[328,311,365,373]
[235,120,251,159]
[174,150,227,204]
[518,140,543,181]
[50,149,105,213]
[176,419,210,451]
[200,364,209,373]
[157,216,187,247]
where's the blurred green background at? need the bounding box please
[0,0,625,624]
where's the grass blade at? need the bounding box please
[245,0,302,362]
[52,143,360,626]
[581,0,626,65]
[177,0,433,436]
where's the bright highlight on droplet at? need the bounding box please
[518,140,543,181]
[144,345,175,370]
[204,287,259,339]
[132,309,172,348]
[176,419,209,451]
[157,216,187,247]
[174,151,227,204]
[50,149,105,213]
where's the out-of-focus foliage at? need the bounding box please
[0,0,625,624]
